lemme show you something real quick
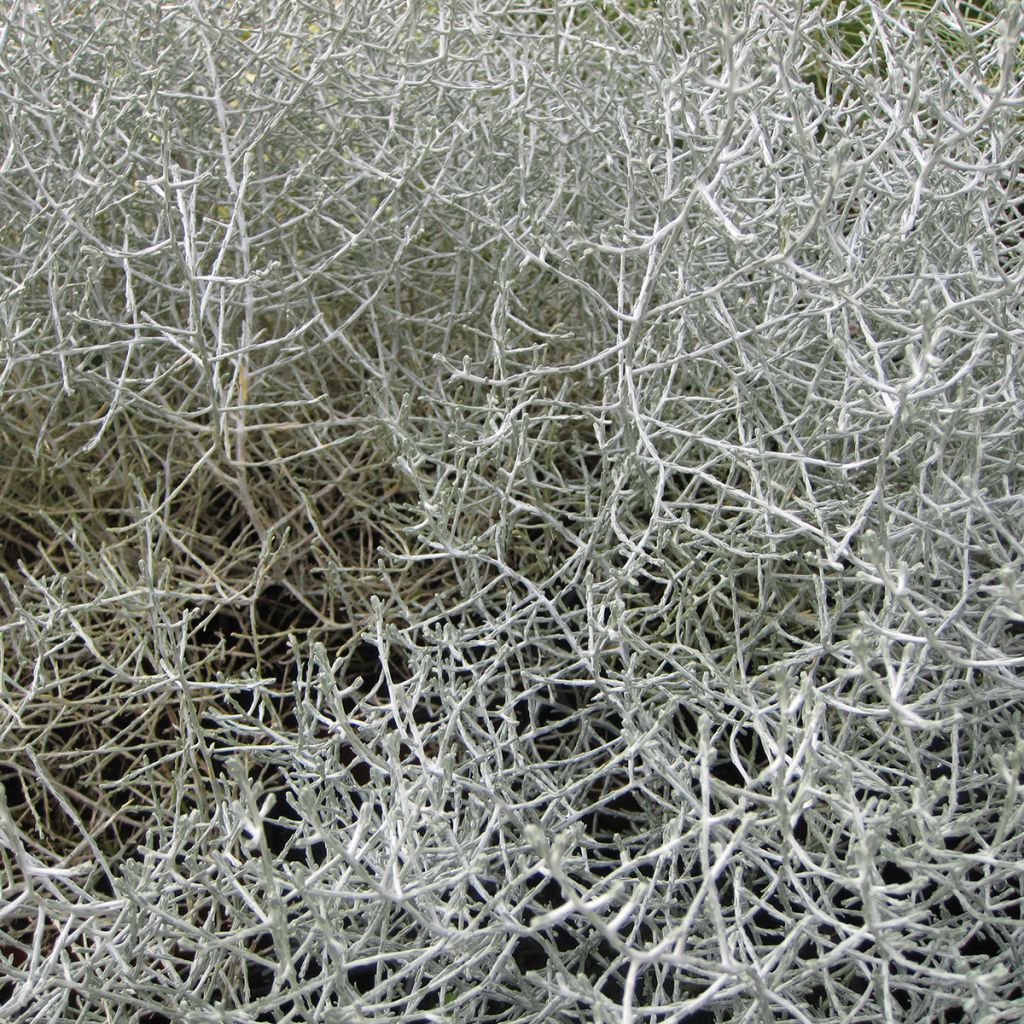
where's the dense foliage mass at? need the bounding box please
[1,1,1022,1021]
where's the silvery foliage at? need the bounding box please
[1,1,1023,1021]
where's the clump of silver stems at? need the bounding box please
[1,1,1022,1022]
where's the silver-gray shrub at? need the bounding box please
[1,1,1023,1021]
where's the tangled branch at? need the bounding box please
[1,1,1022,1021]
